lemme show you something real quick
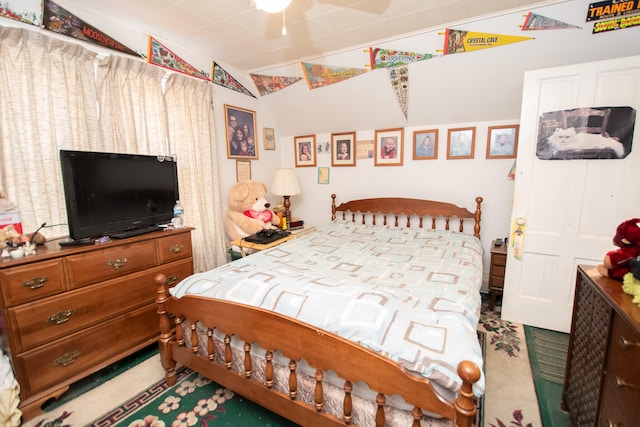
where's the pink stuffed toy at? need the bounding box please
[599,218,640,281]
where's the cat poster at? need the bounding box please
[536,106,636,160]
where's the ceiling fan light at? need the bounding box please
[255,0,291,14]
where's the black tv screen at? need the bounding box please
[60,150,179,240]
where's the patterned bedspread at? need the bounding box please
[171,219,485,397]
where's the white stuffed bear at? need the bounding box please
[225,180,280,241]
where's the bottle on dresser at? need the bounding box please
[172,200,184,229]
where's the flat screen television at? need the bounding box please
[60,150,179,241]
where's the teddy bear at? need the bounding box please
[597,218,640,281]
[225,180,280,241]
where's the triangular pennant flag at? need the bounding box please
[521,12,581,30]
[250,74,302,96]
[148,36,210,81]
[301,63,367,89]
[212,62,256,98]
[388,66,409,120]
[0,1,40,25]
[43,0,139,56]
[370,47,435,69]
[442,29,534,55]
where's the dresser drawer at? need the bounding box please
[66,240,158,288]
[8,258,192,352]
[15,303,158,396]
[490,275,505,289]
[492,253,507,267]
[157,232,192,264]
[0,259,65,306]
[609,314,640,367]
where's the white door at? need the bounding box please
[502,55,640,332]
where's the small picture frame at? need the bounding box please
[225,104,258,159]
[318,167,330,184]
[263,128,275,150]
[294,134,317,167]
[374,128,404,166]
[236,160,251,182]
[486,125,519,159]
[447,127,476,159]
[413,129,438,160]
[331,132,356,166]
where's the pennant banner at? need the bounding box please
[148,37,210,81]
[0,0,40,25]
[301,63,367,89]
[389,66,409,119]
[369,48,434,69]
[586,0,640,21]
[442,29,534,55]
[593,14,640,32]
[213,62,256,98]
[250,74,302,96]
[43,0,138,56]
[521,12,582,30]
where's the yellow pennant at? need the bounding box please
[443,29,534,55]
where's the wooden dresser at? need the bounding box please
[488,243,507,310]
[562,265,640,427]
[0,228,194,421]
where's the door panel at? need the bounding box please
[502,55,640,332]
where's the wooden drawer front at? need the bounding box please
[490,275,505,289]
[600,346,640,424]
[610,315,640,367]
[157,232,192,264]
[66,240,158,288]
[0,259,65,306]
[492,253,507,267]
[17,304,158,396]
[9,258,193,352]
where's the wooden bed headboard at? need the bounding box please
[330,194,483,238]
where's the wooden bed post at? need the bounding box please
[454,360,482,427]
[331,193,337,221]
[155,273,177,386]
[473,197,483,239]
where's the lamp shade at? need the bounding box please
[254,0,291,13]
[271,168,301,196]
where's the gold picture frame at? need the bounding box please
[413,129,438,160]
[447,127,476,159]
[374,128,404,166]
[224,104,258,159]
[331,132,356,166]
[294,134,317,167]
[236,160,251,182]
[263,127,275,150]
[486,125,519,159]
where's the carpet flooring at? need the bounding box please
[524,326,572,427]
[23,307,541,427]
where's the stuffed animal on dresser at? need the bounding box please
[225,180,280,242]
[597,218,640,281]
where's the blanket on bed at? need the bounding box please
[171,219,485,398]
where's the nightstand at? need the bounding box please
[488,243,507,310]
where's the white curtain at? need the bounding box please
[0,26,98,238]
[164,74,227,271]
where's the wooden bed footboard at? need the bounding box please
[155,274,481,427]
[331,194,483,238]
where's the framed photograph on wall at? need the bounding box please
[486,125,519,159]
[294,134,317,167]
[413,129,438,160]
[374,128,404,166]
[236,160,251,182]
[224,104,258,159]
[318,167,330,184]
[447,127,475,159]
[331,131,356,166]
[263,127,275,150]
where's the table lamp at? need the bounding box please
[270,168,301,226]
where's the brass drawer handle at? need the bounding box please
[169,244,184,253]
[53,351,80,367]
[619,336,640,348]
[614,375,636,389]
[46,309,76,325]
[22,276,49,290]
[608,421,621,427]
[166,275,179,286]
[107,258,128,270]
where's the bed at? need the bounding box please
[155,194,484,427]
